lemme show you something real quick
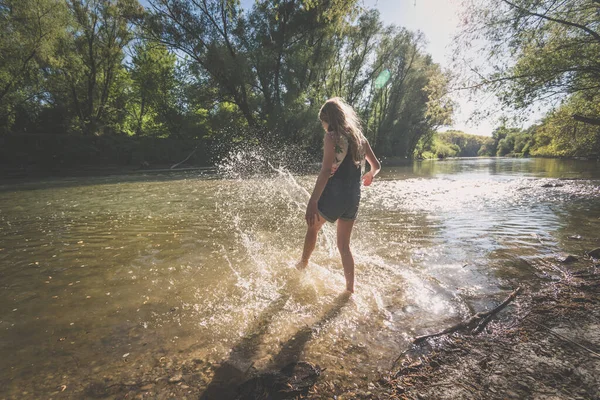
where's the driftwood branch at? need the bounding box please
[171,146,198,169]
[413,287,522,344]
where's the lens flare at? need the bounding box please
[374,69,391,89]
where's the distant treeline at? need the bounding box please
[451,0,600,160]
[420,119,600,160]
[0,0,453,167]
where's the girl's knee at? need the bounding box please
[337,242,351,255]
[308,224,321,234]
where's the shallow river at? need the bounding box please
[1,157,599,398]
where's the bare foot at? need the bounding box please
[345,286,354,294]
[295,259,308,270]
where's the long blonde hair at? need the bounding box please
[319,97,364,165]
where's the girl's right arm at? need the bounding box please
[362,139,381,186]
[306,132,336,226]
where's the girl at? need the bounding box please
[296,97,381,293]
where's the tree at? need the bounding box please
[0,0,455,162]
[531,93,600,157]
[457,0,600,126]
[146,0,359,132]
[364,28,453,157]
[48,0,144,135]
[434,130,490,157]
[0,0,69,131]
[145,0,257,127]
[127,41,178,136]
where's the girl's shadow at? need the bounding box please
[200,290,351,400]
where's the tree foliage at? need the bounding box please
[127,41,178,136]
[1,0,454,162]
[459,0,600,110]
[530,93,600,157]
[456,0,599,159]
[0,0,69,131]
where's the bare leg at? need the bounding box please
[336,219,356,293]
[296,217,327,270]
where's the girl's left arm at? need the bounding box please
[306,133,335,226]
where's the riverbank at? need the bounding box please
[314,253,600,400]
[381,265,599,399]
[0,133,214,181]
[0,165,216,183]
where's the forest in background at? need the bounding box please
[420,118,600,160]
[0,0,599,170]
[0,0,452,167]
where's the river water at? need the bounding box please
[1,157,599,398]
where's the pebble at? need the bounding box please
[140,384,153,391]
[168,374,182,383]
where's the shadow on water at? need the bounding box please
[0,169,218,193]
[200,291,351,400]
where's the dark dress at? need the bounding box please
[317,143,362,222]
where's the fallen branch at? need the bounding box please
[413,287,522,344]
[171,146,198,169]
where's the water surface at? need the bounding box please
[1,157,599,398]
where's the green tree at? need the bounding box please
[48,0,144,135]
[435,130,490,157]
[458,0,600,127]
[0,0,69,131]
[365,28,452,157]
[127,41,178,136]
[531,93,600,157]
[146,0,258,127]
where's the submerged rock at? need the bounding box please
[558,254,578,264]
[235,361,321,400]
[587,248,600,259]
[541,182,564,188]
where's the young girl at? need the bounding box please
[296,97,381,293]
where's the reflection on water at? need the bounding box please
[0,158,599,398]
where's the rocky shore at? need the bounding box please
[312,251,600,400]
